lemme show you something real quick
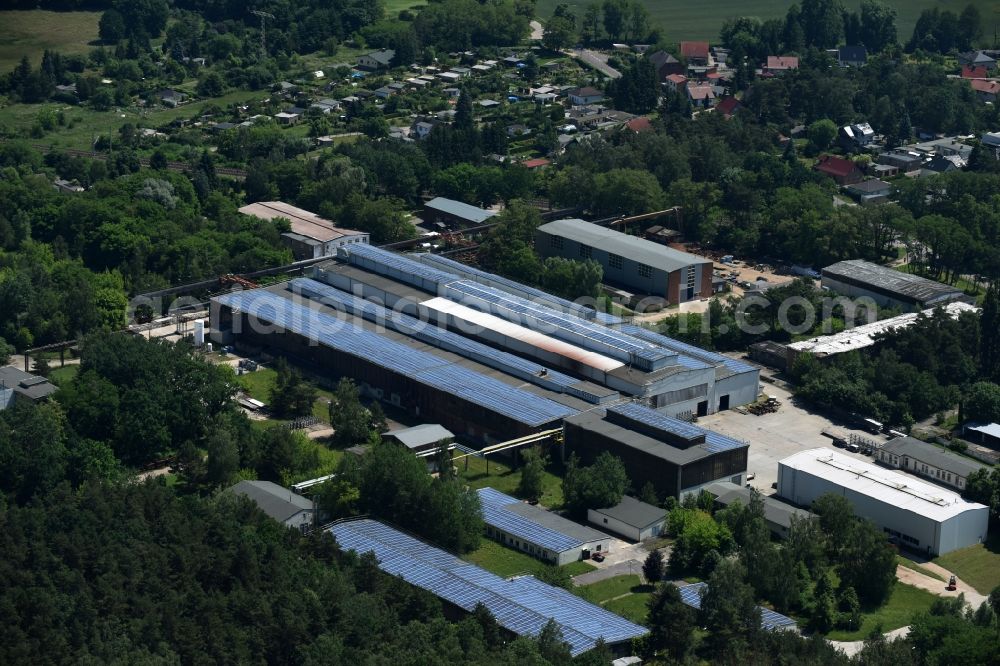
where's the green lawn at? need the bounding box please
[0,10,101,72]
[238,366,332,424]
[535,0,1000,43]
[456,453,565,509]
[47,365,79,387]
[383,0,429,16]
[933,536,1000,595]
[576,574,646,604]
[896,554,945,583]
[462,539,595,578]
[604,591,653,624]
[825,583,939,641]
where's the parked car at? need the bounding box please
[591,553,605,562]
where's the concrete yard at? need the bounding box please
[697,381,889,493]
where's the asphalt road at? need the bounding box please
[570,49,622,79]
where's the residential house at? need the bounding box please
[815,155,864,185]
[962,64,989,78]
[443,87,461,98]
[450,66,472,78]
[839,122,875,149]
[878,150,923,173]
[837,45,868,67]
[412,120,437,140]
[437,71,461,84]
[845,179,892,205]
[971,78,1000,103]
[647,50,684,80]
[310,98,341,114]
[274,111,300,126]
[157,88,187,107]
[521,157,551,169]
[686,84,715,108]
[958,51,996,69]
[764,55,799,75]
[680,41,710,66]
[357,48,395,71]
[665,74,688,94]
[0,367,57,411]
[920,154,962,176]
[624,117,653,133]
[569,86,604,106]
[502,55,525,67]
[228,480,316,532]
[715,96,741,119]
[373,86,395,99]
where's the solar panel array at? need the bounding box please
[478,487,591,553]
[340,244,459,293]
[329,519,648,655]
[620,325,757,375]
[607,403,748,454]
[417,253,623,324]
[677,582,797,631]
[289,278,614,405]
[214,290,577,426]
[444,281,675,371]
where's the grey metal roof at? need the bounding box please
[566,409,748,466]
[424,197,497,224]
[537,219,711,274]
[383,423,455,450]
[229,480,314,522]
[880,437,988,478]
[590,495,665,530]
[0,367,57,401]
[847,179,891,194]
[822,260,963,305]
[704,482,811,530]
[479,488,611,551]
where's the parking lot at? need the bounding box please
[698,381,891,494]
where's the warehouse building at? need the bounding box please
[239,201,369,259]
[535,219,714,305]
[479,488,612,565]
[821,260,966,311]
[422,197,497,229]
[229,480,315,532]
[211,245,759,442]
[588,495,667,541]
[877,437,989,491]
[779,302,978,370]
[565,403,749,500]
[677,582,798,631]
[778,448,989,556]
[307,246,759,418]
[704,481,812,539]
[330,519,648,657]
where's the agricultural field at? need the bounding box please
[535,0,1000,43]
[0,10,101,72]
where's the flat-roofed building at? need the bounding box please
[588,495,666,541]
[536,219,713,305]
[239,201,369,259]
[777,448,989,556]
[821,259,966,311]
[479,488,612,565]
[877,437,989,491]
[704,481,812,539]
[565,403,749,500]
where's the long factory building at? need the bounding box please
[210,245,759,444]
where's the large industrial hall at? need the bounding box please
[210,244,760,443]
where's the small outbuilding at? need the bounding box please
[588,495,666,541]
[229,480,316,532]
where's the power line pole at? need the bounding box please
[250,10,275,57]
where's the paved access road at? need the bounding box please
[569,49,621,79]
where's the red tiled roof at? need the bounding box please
[625,117,653,133]
[962,65,989,78]
[666,74,687,84]
[680,41,709,59]
[687,85,715,100]
[521,158,551,169]
[815,155,859,178]
[766,55,799,70]
[716,96,741,117]
[971,79,1000,94]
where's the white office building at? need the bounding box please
[778,448,989,556]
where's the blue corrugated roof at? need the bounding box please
[477,487,599,553]
[619,325,757,375]
[329,519,648,655]
[677,582,797,631]
[289,278,615,405]
[340,244,460,292]
[215,290,576,427]
[607,403,747,453]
